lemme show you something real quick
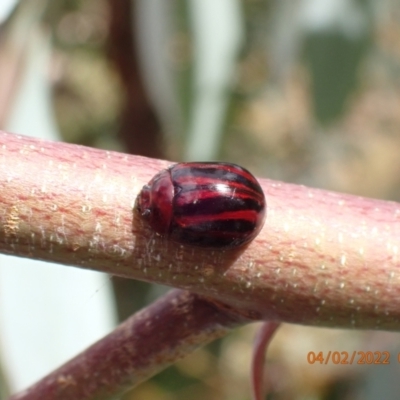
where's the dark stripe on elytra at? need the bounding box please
[181,162,257,183]
[174,195,263,218]
[175,179,263,203]
[173,170,260,194]
[172,218,256,234]
[176,183,264,203]
[175,183,264,204]
[170,230,248,247]
[171,164,261,194]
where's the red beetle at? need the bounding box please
[137,162,266,248]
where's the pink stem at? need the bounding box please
[0,131,399,330]
[251,322,280,400]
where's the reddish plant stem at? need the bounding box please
[0,131,400,330]
[251,322,280,400]
[9,289,244,400]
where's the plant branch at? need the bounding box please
[0,131,400,330]
[9,289,244,400]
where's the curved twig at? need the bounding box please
[251,322,280,400]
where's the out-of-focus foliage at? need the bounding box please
[302,0,372,124]
[304,30,369,123]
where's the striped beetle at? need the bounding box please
[137,162,266,248]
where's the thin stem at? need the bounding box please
[251,322,280,400]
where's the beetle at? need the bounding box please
[136,162,266,248]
